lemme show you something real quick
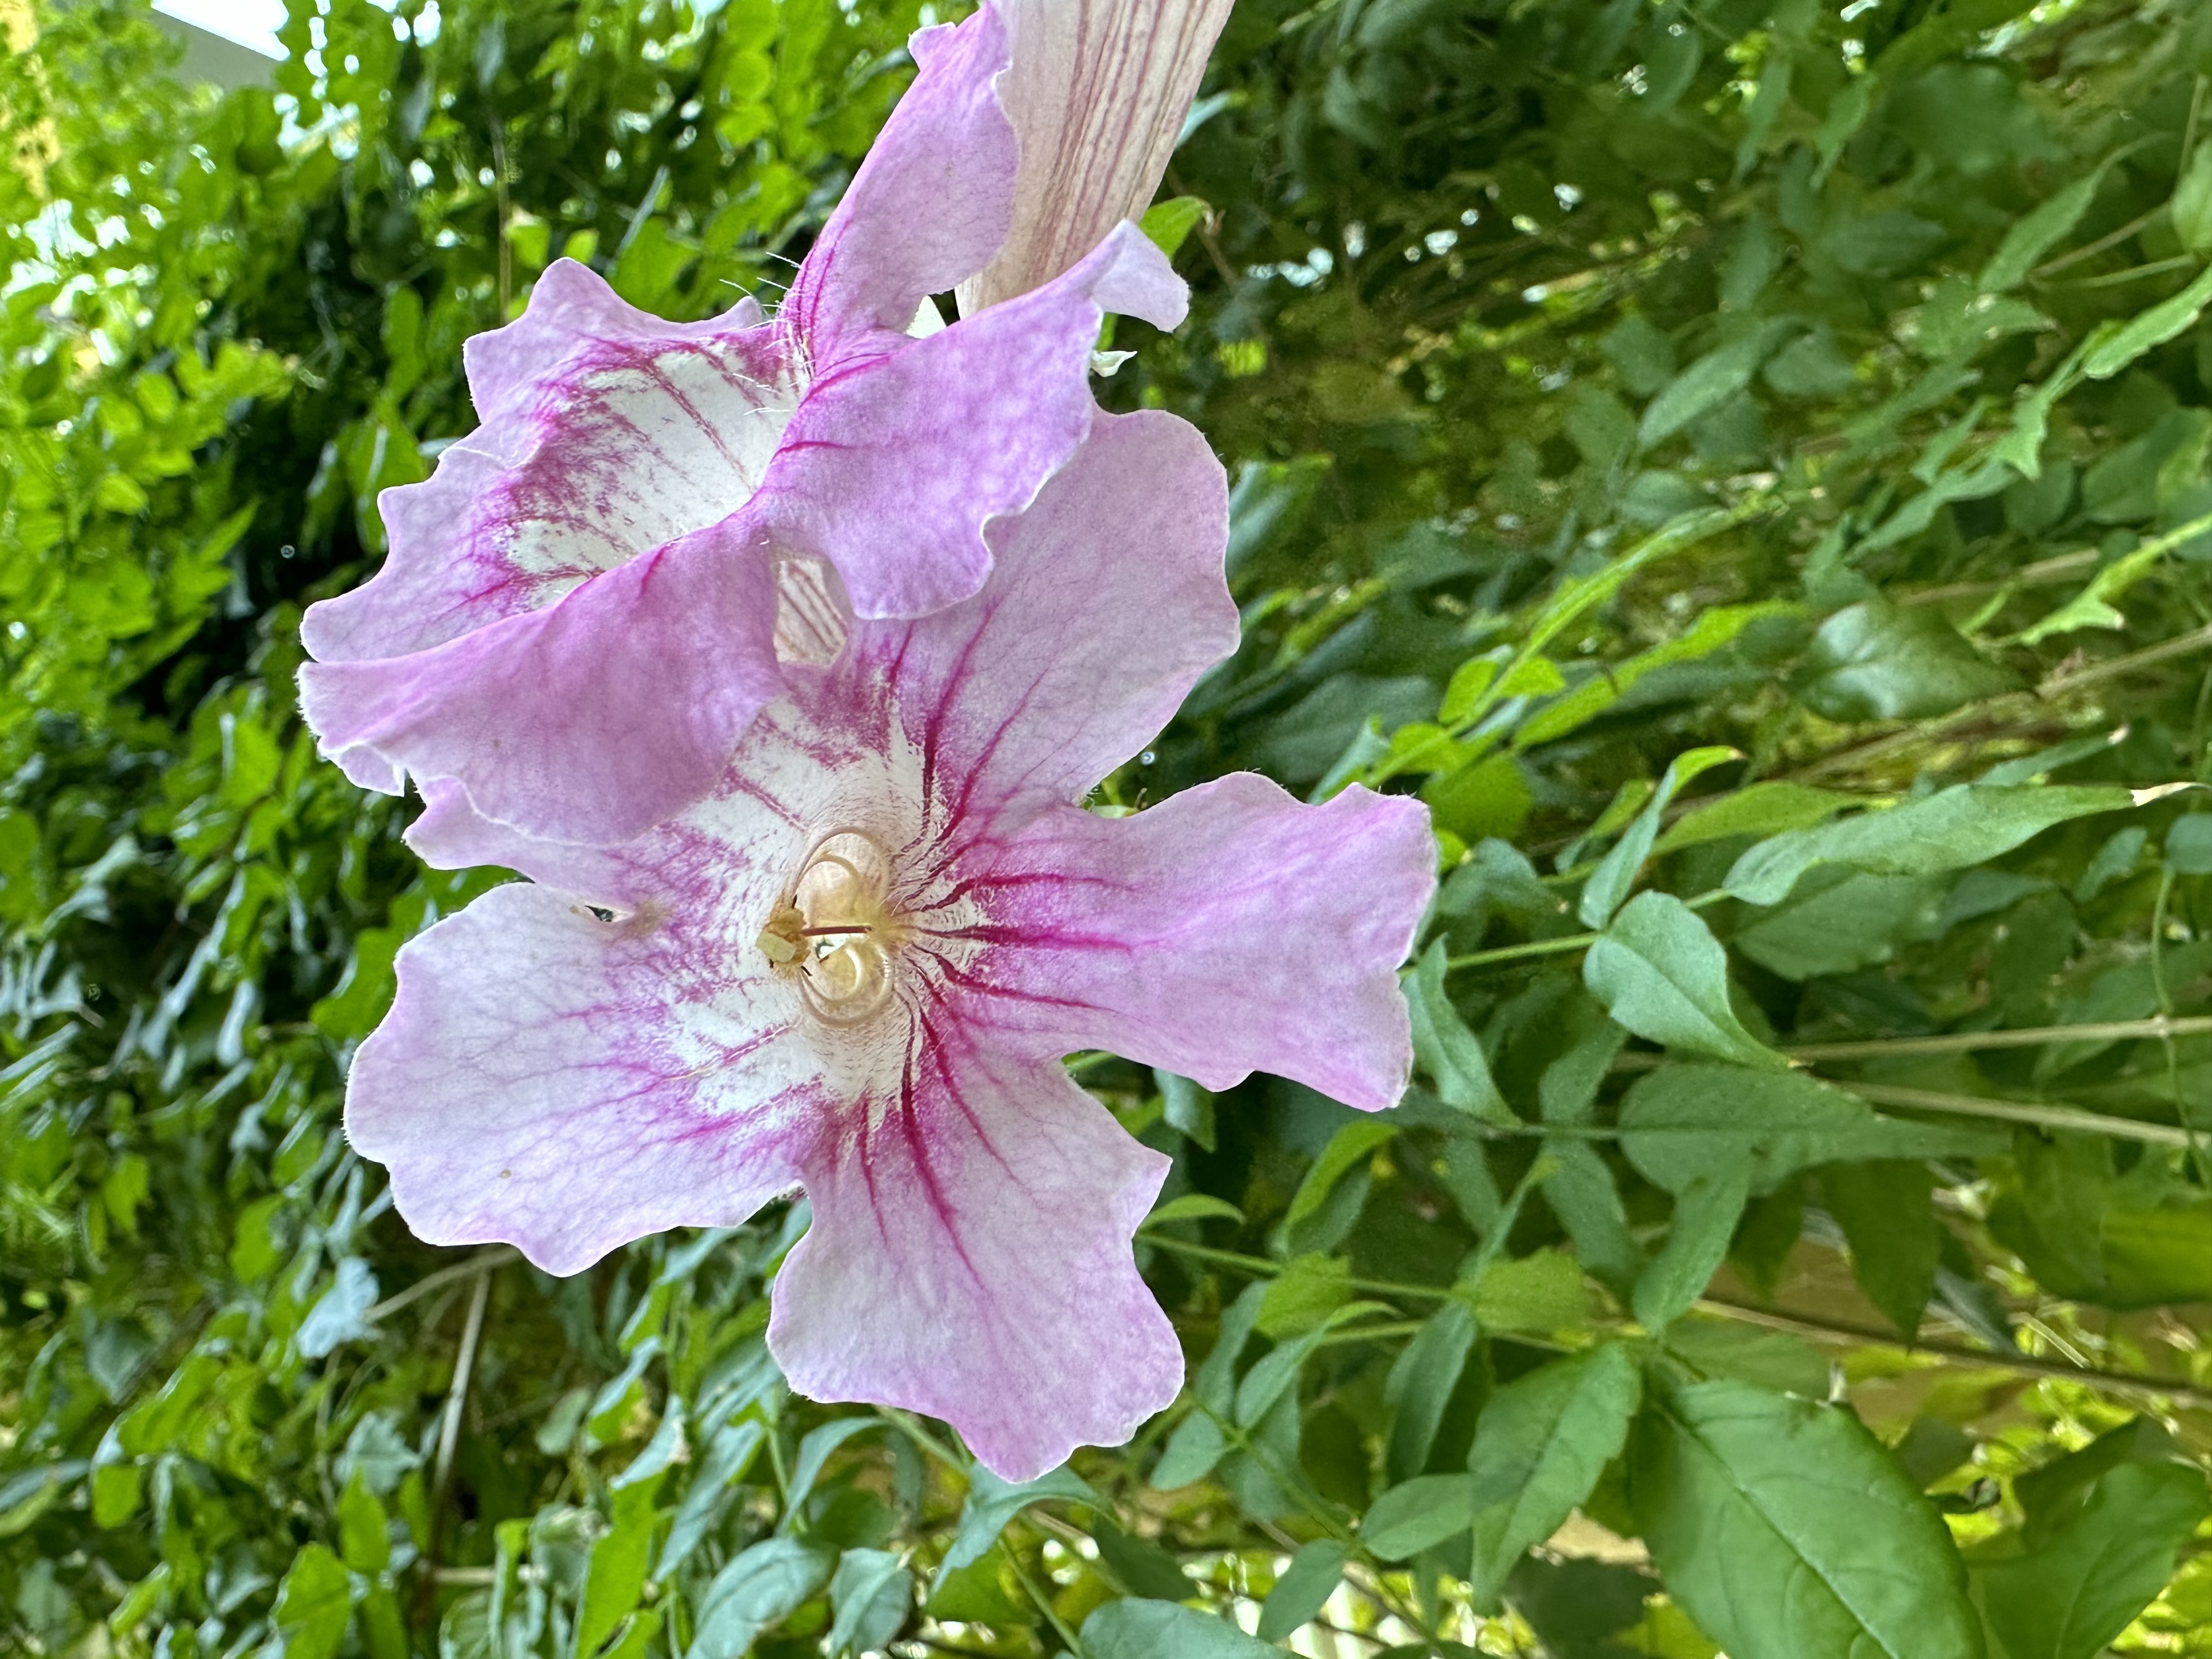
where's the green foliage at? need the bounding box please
[8,0,2212,1656]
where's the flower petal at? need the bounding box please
[958,0,1237,313]
[762,225,1186,619]
[811,407,1231,812]
[300,518,785,845]
[769,1041,1180,1480]
[302,261,792,665]
[345,883,820,1277]
[782,5,1019,366]
[977,777,1435,1110]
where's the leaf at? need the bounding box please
[1633,1168,1752,1331]
[296,1257,380,1358]
[1364,1472,1480,1560]
[1974,1460,2210,1659]
[2015,508,2212,643]
[1631,1378,1984,1659]
[1517,607,1794,751]
[1235,1302,1389,1426]
[825,1548,911,1658]
[1465,1344,1643,1606]
[1149,1413,1227,1491]
[939,1464,1096,1575]
[687,1538,836,1659]
[1148,1193,1244,1227]
[1385,1301,1477,1481]
[1797,600,2018,723]
[1824,1161,1939,1338]
[273,1544,353,1659]
[1725,785,2136,906]
[1139,195,1209,259]
[1468,1248,1592,1334]
[1579,747,1739,927]
[2083,261,2212,380]
[1621,1065,2001,1195]
[1157,1069,1217,1151]
[1407,941,1510,1120]
[781,1416,876,1520]
[1083,1599,1282,1658]
[1257,1541,1349,1641]
[1256,1252,1352,1339]
[1092,1520,1194,1601]
[1285,1120,1399,1230]
[1583,892,1781,1069]
[1979,170,2107,291]
[662,1418,764,1575]
[577,1479,662,1659]
[1639,325,1795,445]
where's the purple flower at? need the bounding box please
[342,411,1436,1479]
[298,2,1186,847]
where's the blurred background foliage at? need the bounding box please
[7,0,2212,1655]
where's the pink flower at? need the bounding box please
[342,412,1436,1479]
[298,2,1186,847]
[957,0,1240,313]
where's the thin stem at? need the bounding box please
[1137,1233,1454,1305]
[432,1269,492,1509]
[2033,204,2168,279]
[1842,1080,2196,1149]
[1776,1015,2212,1060]
[1001,1539,1084,1655]
[1900,549,2096,607]
[2043,619,2212,695]
[368,1245,520,1323]
[1446,889,1724,971]
[1694,1297,2212,1409]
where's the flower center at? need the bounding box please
[757,830,905,1025]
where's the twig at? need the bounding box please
[1778,1015,2212,1060]
[432,1268,493,1513]
[1693,1297,2212,1409]
[368,1246,520,1323]
[1843,1080,2196,1149]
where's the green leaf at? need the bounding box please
[687,1538,836,1659]
[940,1464,1096,1576]
[1465,1344,1643,1606]
[1139,196,1209,259]
[1621,1065,2001,1195]
[1257,1540,1349,1641]
[1083,1599,1282,1658]
[1579,747,1739,927]
[1469,1248,1592,1335]
[2083,261,2212,380]
[1517,606,1795,751]
[1149,1413,1227,1491]
[1256,1252,1353,1338]
[1974,1461,2210,1659]
[1148,1193,1245,1227]
[1408,941,1510,1120]
[1797,600,2018,723]
[272,1544,354,1659]
[1384,1301,1477,1482]
[1639,324,1795,446]
[1633,1168,1752,1331]
[1725,785,2137,906]
[825,1548,911,1658]
[338,1472,390,1574]
[780,1416,876,1520]
[1824,1161,1939,1338]
[1631,1379,1984,1659]
[1979,170,2107,291]
[1093,1520,1194,1601]
[1285,1120,1399,1230]
[1364,1472,1480,1560]
[1584,892,1781,1069]
[577,1479,662,1659]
